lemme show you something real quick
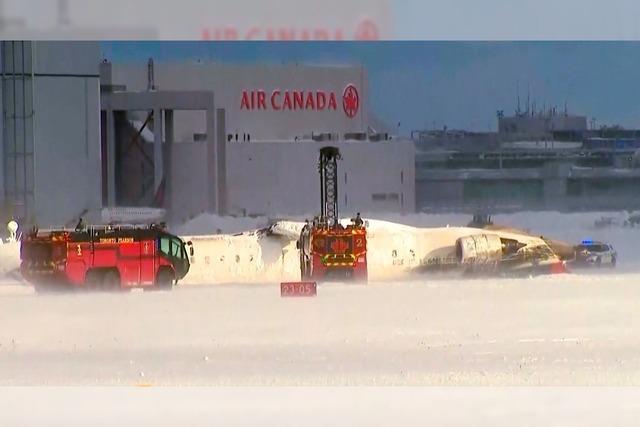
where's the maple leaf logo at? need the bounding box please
[330,238,349,254]
[342,84,359,118]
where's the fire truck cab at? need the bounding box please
[20,224,192,292]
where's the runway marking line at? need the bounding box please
[551,337,588,343]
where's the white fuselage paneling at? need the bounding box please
[182,220,559,284]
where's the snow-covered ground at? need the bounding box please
[1,210,639,386]
[3,387,640,426]
[1,273,640,385]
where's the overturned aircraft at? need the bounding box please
[180,218,571,285]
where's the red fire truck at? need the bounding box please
[20,224,192,292]
[297,147,368,282]
[298,223,367,281]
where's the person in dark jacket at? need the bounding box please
[353,212,364,227]
[75,217,85,232]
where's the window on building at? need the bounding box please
[372,193,401,202]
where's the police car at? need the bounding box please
[574,240,617,268]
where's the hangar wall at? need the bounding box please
[169,142,209,224]
[1,41,102,226]
[0,49,4,210]
[168,139,415,223]
[227,140,414,217]
[172,140,415,222]
[108,60,413,223]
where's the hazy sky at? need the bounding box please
[101,42,640,135]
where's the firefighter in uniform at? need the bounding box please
[353,212,364,227]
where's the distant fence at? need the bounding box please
[418,195,640,214]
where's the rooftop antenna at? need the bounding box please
[526,83,531,115]
[147,58,156,91]
[516,82,521,114]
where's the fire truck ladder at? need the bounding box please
[319,146,341,227]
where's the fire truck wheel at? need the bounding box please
[85,270,101,291]
[102,270,121,291]
[156,269,174,290]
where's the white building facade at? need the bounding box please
[109,61,415,221]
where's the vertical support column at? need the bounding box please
[164,109,173,214]
[215,108,227,216]
[106,108,116,206]
[205,96,216,214]
[153,107,163,198]
[0,45,5,212]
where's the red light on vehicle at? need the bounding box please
[280,282,317,297]
[550,261,567,274]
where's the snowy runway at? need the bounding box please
[2,211,639,385]
[2,270,640,385]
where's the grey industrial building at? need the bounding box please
[414,110,640,212]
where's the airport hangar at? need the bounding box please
[0,41,415,227]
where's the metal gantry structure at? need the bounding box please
[318,146,341,227]
[1,41,35,223]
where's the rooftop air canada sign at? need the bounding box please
[240,84,359,118]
